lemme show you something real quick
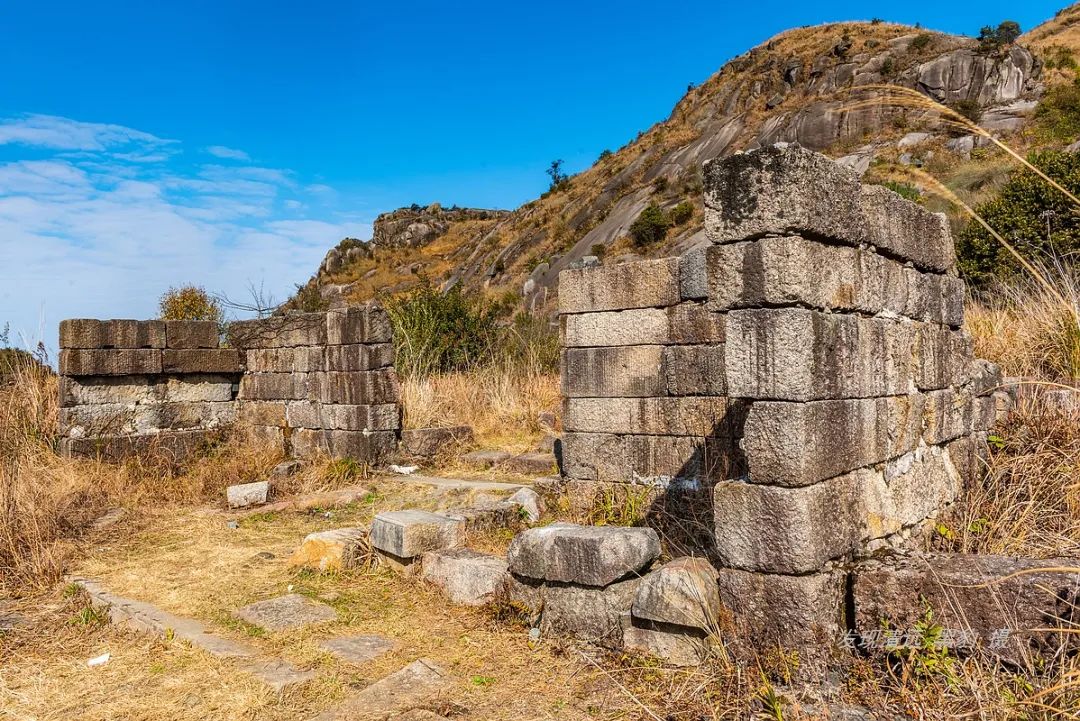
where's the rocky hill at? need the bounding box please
[299,7,1079,312]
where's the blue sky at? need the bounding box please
[0,0,1067,354]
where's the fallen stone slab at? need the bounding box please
[422,548,509,606]
[233,485,369,518]
[370,510,465,560]
[290,528,369,571]
[319,634,397,664]
[400,426,474,458]
[308,658,449,721]
[227,481,270,509]
[540,578,641,643]
[632,557,720,631]
[72,577,314,690]
[443,501,521,535]
[505,452,557,475]
[389,474,524,493]
[461,449,511,469]
[507,522,660,587]
[234,593,337,632]
[852,553,1080,664]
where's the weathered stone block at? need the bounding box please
[60,349,162,376]
[714,446,962,573]
[421,548,509,606]
[665,303,726,344]
[313,370,400,405]
[460,449,511,468]
[60,319,165,349]
[561,432,742,484]
[161,349,241,374]
[59,430,217,463]
[562,308,671,347]
[559,257,680,313]
[632,557,720,630]
[244,347,326,373]
[400,426,473,457]
[561,346,664,398]
[563,397,741,437]
[715,567,846,672]
[704,144,868,246]
[134,401,236,432]
[227,481,270,508]
[226,313,327,349]
[60,403,137,437]
[508,487,544,522]
[914,324,974,391]
[324,343,395,371]
[286,402,400,431]
[159,375,235,403]
[853,554,1080,664]
[318,635,396,664]
[507,522,660,587]
[662,345,726,396]
[239,401,287,427]
[922,388,973,445]
[238,373,311,401]
[621,614,709,666]
[505,452,557,475]
[290,528,368,571]
[540,578,640,643]
[678,244,709,300]
[370,510,465,559]
[724,309,918,400]
[291,429,397,461]
[165,320,219,349]
[741,396,925,487]
[233,593,336,631]
[325,305,393,345]
[860,184,956,273]
[59,376,156,407]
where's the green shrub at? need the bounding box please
[957,150,1080,287]
[629,203,670,247]
[952,99,983,123]
[910,32,934,51]
[877,181,921,203]
[590,243,607,260]
[669,201,694,225]
[597,149,613,162]
[292,282,329,313]
[1034,79,1080,143]
[158,286,224,325]
[651,176,668,194]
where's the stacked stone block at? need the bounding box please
[58,319,239,460]
[556,144,1006,667]
[229,305,400,462]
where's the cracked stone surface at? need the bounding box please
[233,593,337,631]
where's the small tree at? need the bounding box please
[629,203,670,247]
[159,285,224,325]
[669,201,694,225]
[978,21,1021,51]
[546,159,569,192]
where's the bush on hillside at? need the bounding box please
[1034,79,1080,143]
[629,203,670,246]
[669,200,694,225]
[159,286,224,325]
[957,150,1080,287]
[977,21,1021,51]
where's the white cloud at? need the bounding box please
[205,145,251,161]
[0,114,369,358]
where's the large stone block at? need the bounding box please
[560,432,742,484]
[561,305,724,347]
[370,510,465,559]
[561,346,664,398]
[563,397,742,437]
[715,567,847,673]
[58,429,217,463]
[507,522,660,587]
[238,373,312,401]
[286,402,400,431]
[860,184,956,273]
[134,401,236,432]
[60,349,162,376]
[741,396,925,487]
[400,426,473,458]
[164,320,219,349]
[59,376,157,407]
[540,578,640,644]
[59,319,166,349]
[914,324,974,391]
[290,429,397,461]
[226,313,327,349]
[290,528,368,571]
[704,144,868,247]
[922,388,974,445]
[852,554,1080,664]
[324,343,395,371]
[244,347,327,373]
[421,548,509,606]
[665,303,726,344]
[632,557,720,630]
[161,349,241,374]
[714,445,961,573]
[662,345,726,396]
[621,614,709,666]
[724,309,922,400]
[60,404,137,437]
[559,257,680,313]
[239,401,288,427]
[325,305,393,345]
[158,375,235,403]
[312,370,400,405]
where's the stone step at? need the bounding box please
[307,658,449,721]
[382,473,524,492]
[71,577,314,691]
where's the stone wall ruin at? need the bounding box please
[58,305,400,464]
[556,144,1010,664]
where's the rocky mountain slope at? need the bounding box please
[300,7,1079,313]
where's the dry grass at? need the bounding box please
[401,369,560,453]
